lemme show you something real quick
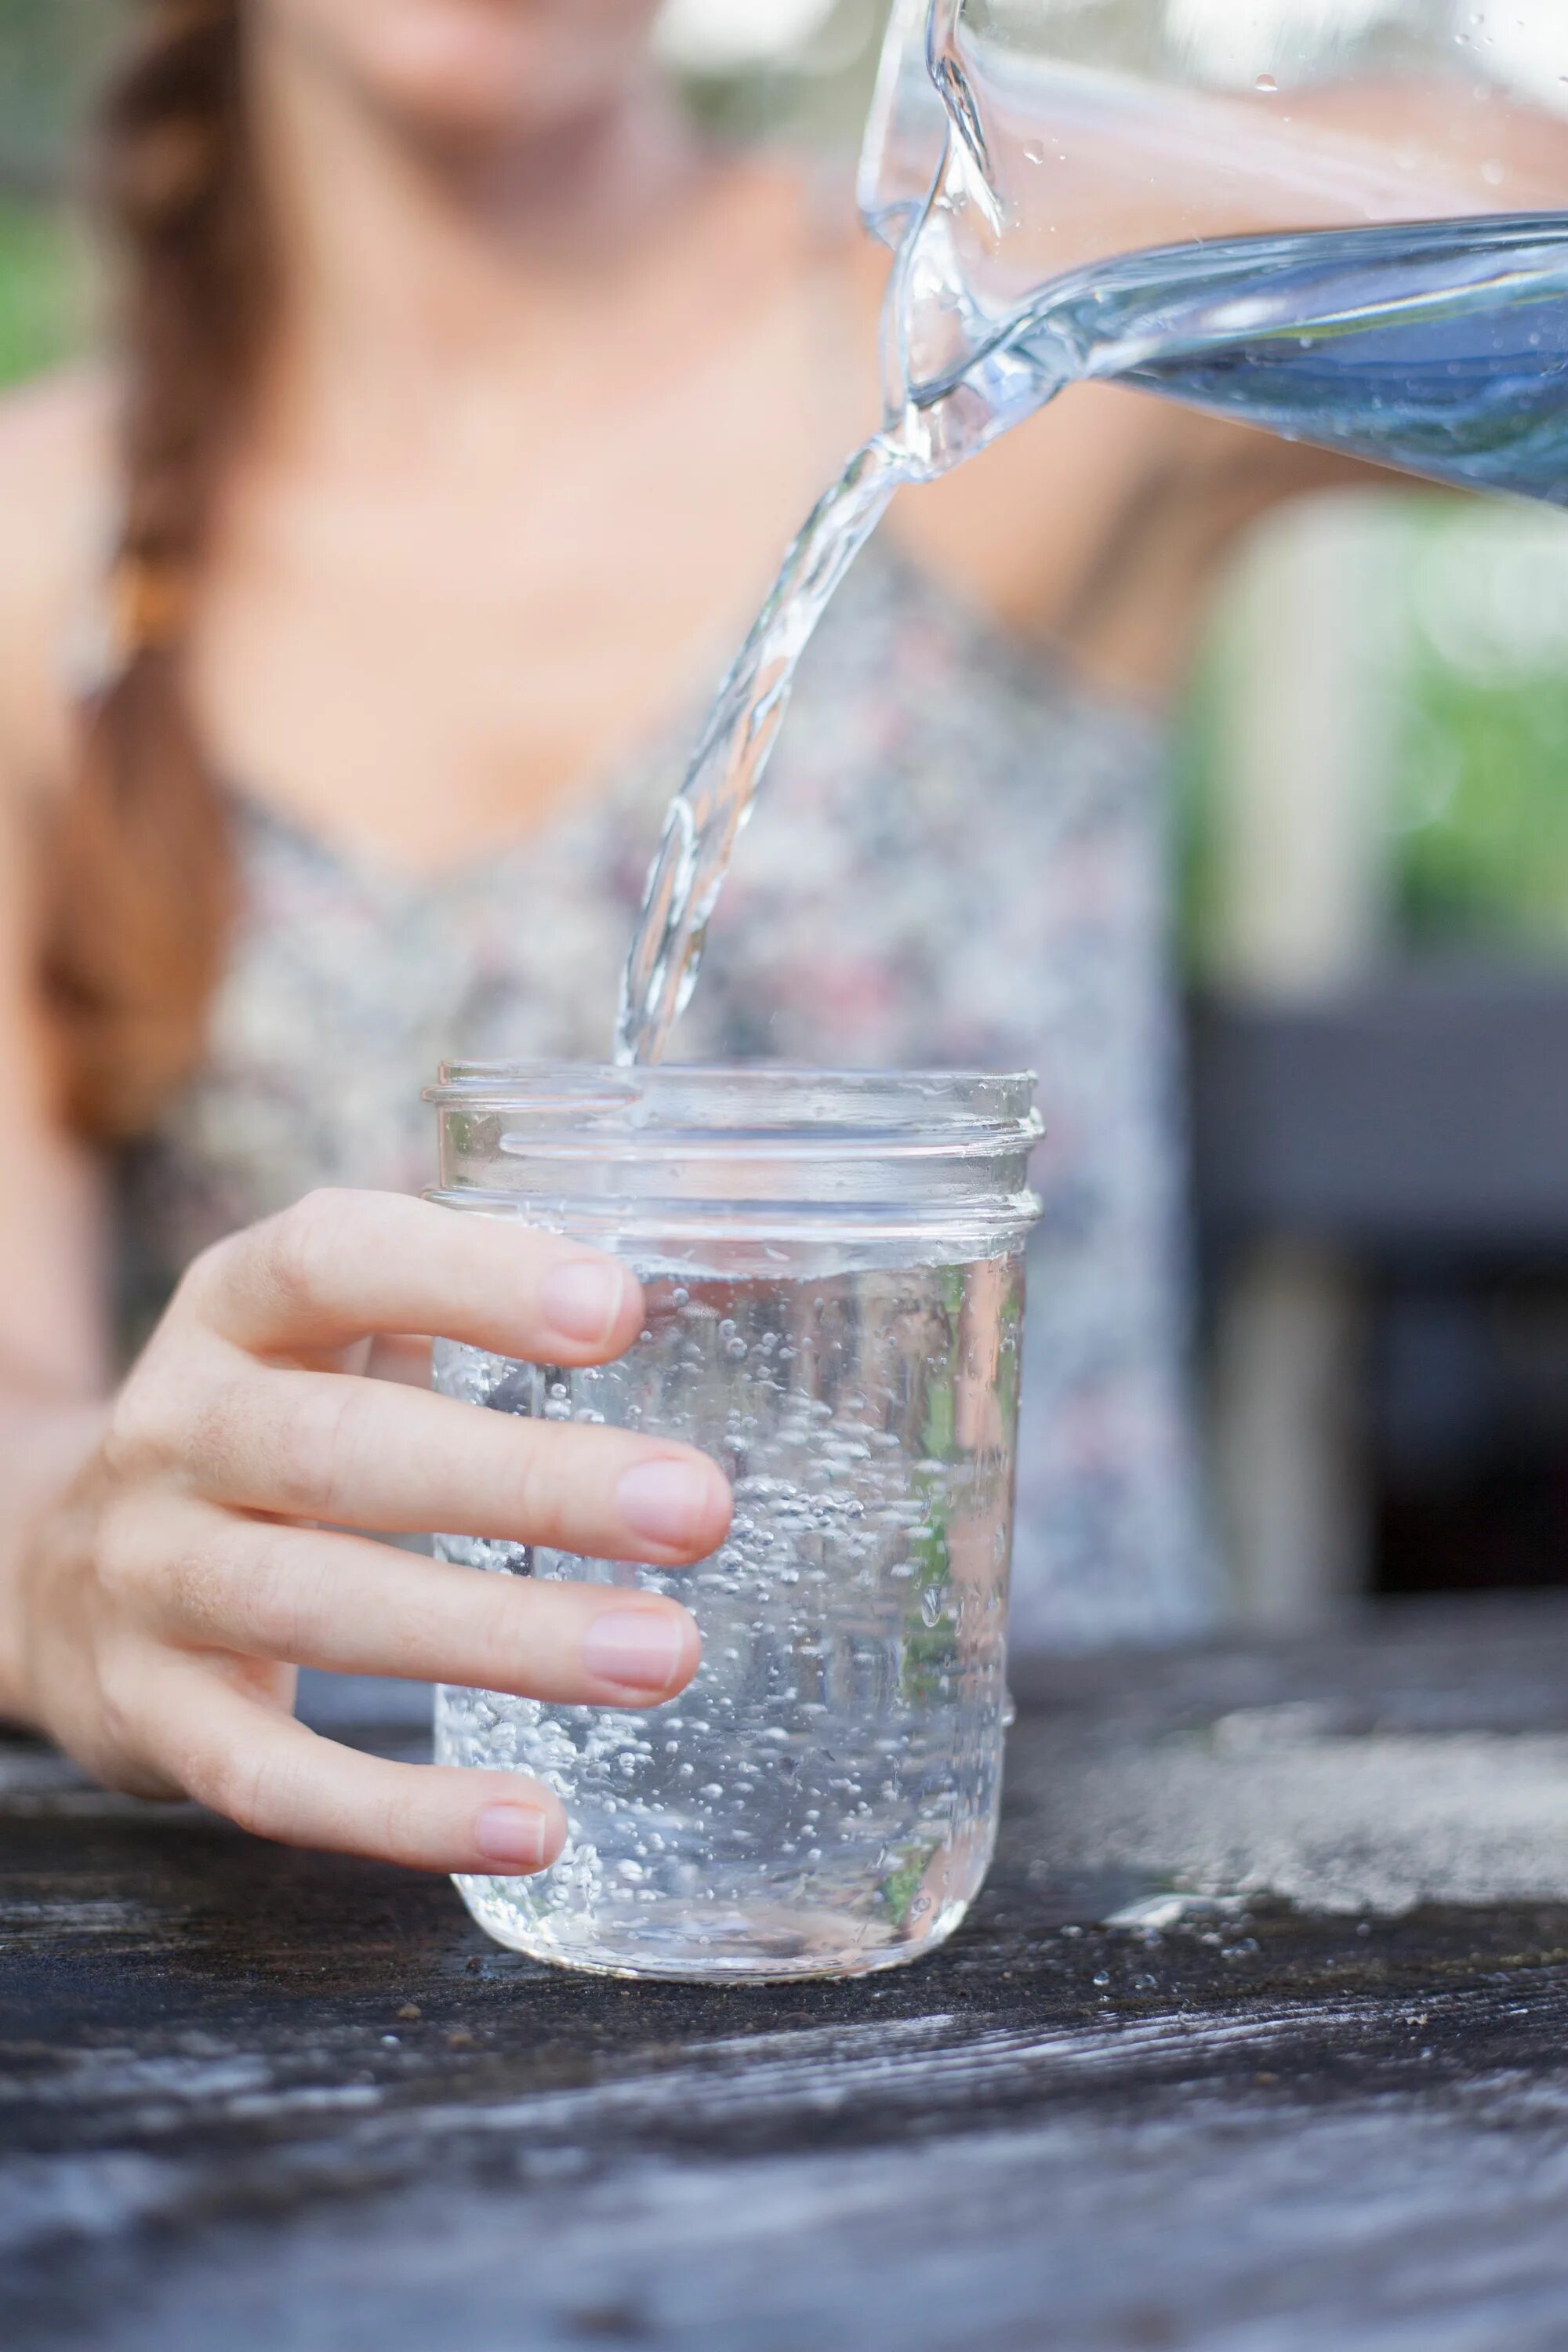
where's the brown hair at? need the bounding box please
[40,0,270,1142]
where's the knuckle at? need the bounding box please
[97,1755,182,1802]
[153,1523,244,1644]
[416,1569,512,1689]
[91,1657,158,1783]
[100,1372,176,1482]
[174,1233,239,1323]
[505,1425,560,1542]
[475,1571,528,1657]
[75,1648,182,1800]
[273,1381,363,1520]
[188,1737,282,1842]
[183,1374,267,1494]
[237,1525,325,1660]
[357,1777,408,1864]
[262,1190,360,1316]
[92,1495,161,1607]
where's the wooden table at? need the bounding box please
[11,1600,1568,2351]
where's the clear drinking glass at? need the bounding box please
[426,1065,1043,1982]
[862,0,1568,492]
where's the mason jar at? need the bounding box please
[426,1063,1042,1982]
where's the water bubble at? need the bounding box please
[1254,72,1277,93]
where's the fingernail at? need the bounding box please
[583,1607,691,1697]
[618,1458,722,1553]
[540,1259,634,1348]
[474,1805,554,1872]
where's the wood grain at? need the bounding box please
[9,1600,1568,2350]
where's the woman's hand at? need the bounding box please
[7,1190,731,1875]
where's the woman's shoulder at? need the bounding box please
[0,366,111,561]
[0,365,113,562]
[0,368,113,794]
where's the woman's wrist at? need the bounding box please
[0,1397,106,1730]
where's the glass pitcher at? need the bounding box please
[859,0,1568,495]
[613,0,1568,1069]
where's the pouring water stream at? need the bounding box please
[615,0,1568,1067]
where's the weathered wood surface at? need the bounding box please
[11,1602,1568,2350]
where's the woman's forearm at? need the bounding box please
[0,1388,107,1729]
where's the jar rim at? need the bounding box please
[426,1065,1042,1263]
[426,1061,1040,1128]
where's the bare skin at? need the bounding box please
[0,0,1537,1867]
[9,1192,728,1869]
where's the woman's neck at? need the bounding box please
[246,27,731,462]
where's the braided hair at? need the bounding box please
[41,0,271,1141]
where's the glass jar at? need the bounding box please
[425,1063,1042,1982]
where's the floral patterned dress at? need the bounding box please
[118,541,1217,1651]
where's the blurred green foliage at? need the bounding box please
[1396,662,1568,958]
[1171,631,1229,980]
[0,0,115,385]
[1175,495,1568,974]
[0,200,82,384]
[1390,506,1568,961]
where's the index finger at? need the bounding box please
[190,1191,645,1365]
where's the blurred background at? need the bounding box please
[11,0,1568,1628]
